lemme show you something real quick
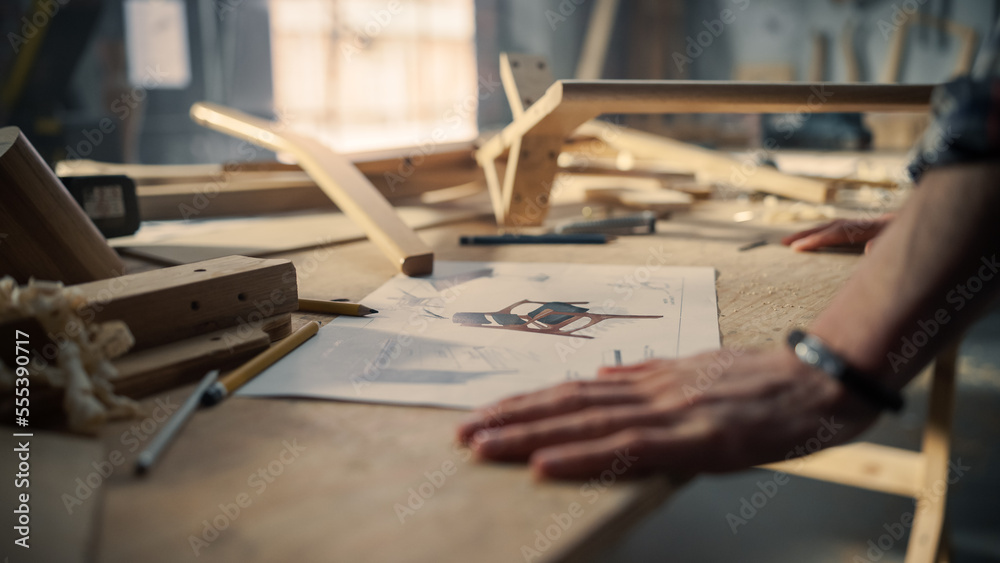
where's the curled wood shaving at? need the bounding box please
[0,276,142,434]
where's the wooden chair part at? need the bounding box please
[190,102,434,276]
[477,68,934,227]
[761,343,959,563]
[0,126,124,284]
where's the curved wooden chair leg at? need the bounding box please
[905,343,958,563]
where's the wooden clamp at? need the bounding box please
[477,56,935,227]
[190,102,434,276]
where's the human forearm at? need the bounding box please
[810,164,1000,389]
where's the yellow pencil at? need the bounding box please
[201,320,320,406]
[298,298,378,316]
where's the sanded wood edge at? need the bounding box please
[190,102,434,276]
[905,345,959,563]
[760,442,923,498]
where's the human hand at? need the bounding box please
[456,347,879,480]
[781,214,894,253]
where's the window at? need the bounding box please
[269,0,477,153]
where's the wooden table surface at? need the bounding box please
[89,199,865,563]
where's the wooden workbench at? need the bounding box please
[88,199,864,562]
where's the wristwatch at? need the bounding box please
[787,329,904,412]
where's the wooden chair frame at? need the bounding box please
[476,55,934,228]
[762,344,959,563]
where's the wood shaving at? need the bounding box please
[0,276,142,434]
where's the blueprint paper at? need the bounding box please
[238,261,720,409]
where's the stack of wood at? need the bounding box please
[56,143,483,220]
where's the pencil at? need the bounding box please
[298,299,378,316]
[135,369,220,475]
[459,233,609,245]
[201,320,320,406]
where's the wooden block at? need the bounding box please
[111,323,273,398]
[190,102,434,276]
[0,126,124,284]
[70,255,297,350]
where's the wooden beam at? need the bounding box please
[65,255,295,350]
[476,80,934,226]
[190,102,434,276]
[575,0,620,80]
[0,126,124,284]
[760,442,923,498]
[906,345,958,563]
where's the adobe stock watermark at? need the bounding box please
[61,396,180,514]
[395,408,511,523]
[853,458,969,562]
[727,84,835,191]
[888,253,998,373]
[672,0,750,73]
[58,65,170,166]
[877,0,930,40]
[521,448,638,561]
[341,0,403,62]
[178,105,296,219]
[189,439,306,556]
[351,279,470,393]
[544,0,588,31]
[507,120,626,227]
[725,417,844,534]
[556,245,677,363]
[381,71,500,195]
[7,0,69,54]
[681,343,746,403]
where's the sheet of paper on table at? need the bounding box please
[238,261,720,409]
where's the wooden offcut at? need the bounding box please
[190,102,434,276]
[0,126,124,284]
[111,324,272,398]
[68,255,298,350]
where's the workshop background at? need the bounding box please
[2,1,999,561]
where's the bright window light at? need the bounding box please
[269,0,478,153]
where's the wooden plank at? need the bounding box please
[477,76,934,226]
[190,102,434,276]
[111,324,274,398]
[66,255,297,350]
[575,121,835,203]
[760,442,923,498]
[575,0,620,80]
[906,345,958,563]
[0,126,124,284]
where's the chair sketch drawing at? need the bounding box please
[452,299,662,339]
